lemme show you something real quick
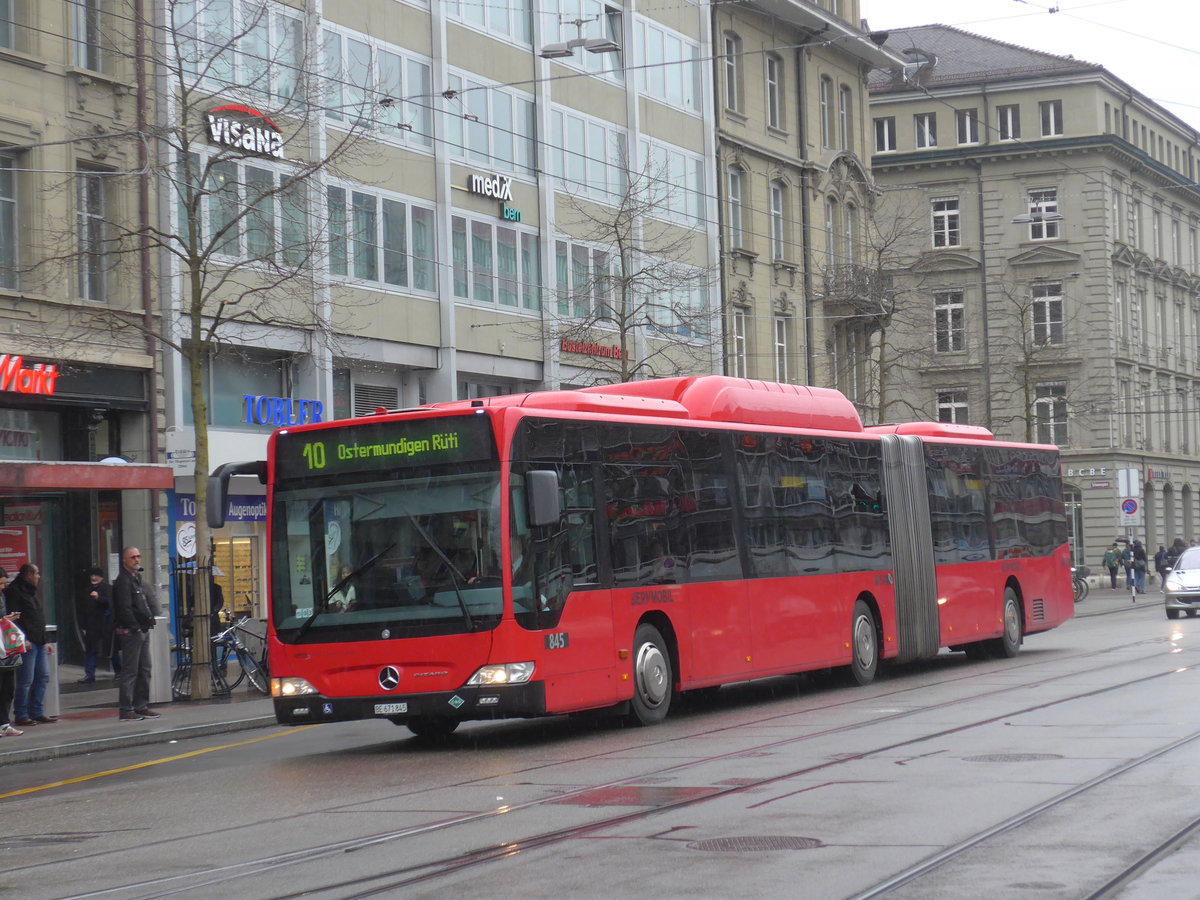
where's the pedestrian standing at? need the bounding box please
[112,547,162,721]
[1122,542,1134,587]
[78,566,120,683]
[1132,539,1148,594]
[7,563,56,726]
[0,568,23,736]
[1102,543,1122,589]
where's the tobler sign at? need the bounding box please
[206,103,285,159]
[0,355,60,395]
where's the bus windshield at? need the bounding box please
[272,468,504,641]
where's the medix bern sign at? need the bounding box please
[206,104,284,159]
[467,172,513,201]
[0,355,59,395]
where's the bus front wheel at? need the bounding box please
[629,623,673,726]
[848,599,879,686]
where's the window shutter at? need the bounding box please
[353,383,399,417]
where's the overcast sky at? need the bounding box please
[861,0,1200,131]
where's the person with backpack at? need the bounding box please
[1102,543,1122,589]
[1154,545,1170,587]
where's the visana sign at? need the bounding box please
[0,355,60,395]
[467,172,513,201]
[206,104,285,159]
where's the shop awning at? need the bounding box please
[0,461,175,490]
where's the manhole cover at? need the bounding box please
[688,836,824,852]
[963,753,1064,763]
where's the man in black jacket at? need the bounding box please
[112,547,161,721]
[6,563,56,726]
[78,566,119,683]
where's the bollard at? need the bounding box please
[148,615,172,703]
[43,624,59,718]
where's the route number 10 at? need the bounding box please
[302,441,327,470]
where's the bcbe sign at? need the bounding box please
[243,394,324,427]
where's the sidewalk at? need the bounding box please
[0,662,276,767]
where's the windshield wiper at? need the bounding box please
[397,503,475,632]
[294,541,397,640]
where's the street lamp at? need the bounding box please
[540,17,621,59]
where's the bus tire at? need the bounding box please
[404,717,460,740]
[984,587,1022,659]
[848,599,879,686]
[629,623,673,726]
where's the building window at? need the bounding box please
[455,216,538,310]
[1034,383,1068,445]
[765,54,783,129]
[774,316,789,382]
[727,167,745,248]
[555,239,611,318]
[638,137,705,225]
[1028,188,1060,240]
[874,117,896,152]
[72,0,102,70]
[839,85,852,149]
[934,290,965,352]
[179,2,303,102]
[1039,99,1063,136]
[545,1,623,80]
[328,185,437,293]
[0,154,14,290]
[77,169,107,302]
[0,0,12,49]
[636,20,702,113]
[325,29,433,147]
[207,348,290,427]
[549,108,630,205]
[732,308,747,378]
[844,204,856,264]
[723,32,742,112]
[447,0,531,43]
[769,180,786,260]
[931,197,960,248]
[956,108,979,144]
[825,196,838,262]
[998,104,1021,141]
[445,72,534,174]
[937,389,969,423]
[1031,281,1064,346]
[819,77,833,149]
[914,112,937,149]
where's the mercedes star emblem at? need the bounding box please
[379,666,401,691]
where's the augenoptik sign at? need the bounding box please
[205,104,285,159]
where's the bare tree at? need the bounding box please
[39,1,388,696]
[820,192,933,425]
[535,156,718,385]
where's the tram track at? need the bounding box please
[46,632,1200,900]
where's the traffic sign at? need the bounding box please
[1121,498,1138,515]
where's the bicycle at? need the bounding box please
[213,617,270,694]
[171,617,269,699]
[1072,565,1090,603]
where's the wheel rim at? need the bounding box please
[1004,597,1020,643]
[635,640,669,709]
[853,614,876,668]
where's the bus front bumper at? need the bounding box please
[273,681,547,725]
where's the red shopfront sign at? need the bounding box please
[560,339,626,360]
[0,355,59,396]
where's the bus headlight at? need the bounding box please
[272,677,318,698]
[466,663,535,686]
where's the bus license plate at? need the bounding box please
[374,703,407,715]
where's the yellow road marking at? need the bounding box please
[0,725,322,800]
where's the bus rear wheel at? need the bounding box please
[984,587,1022,658]
[629,623,673,726]
[848,600,879,686]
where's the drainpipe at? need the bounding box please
[796,41,814,384]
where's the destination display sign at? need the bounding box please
[274,414,496,482]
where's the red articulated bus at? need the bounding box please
[209,376,1073,739]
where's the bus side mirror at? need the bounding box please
[526,470,561,528]
[207,460,267,529]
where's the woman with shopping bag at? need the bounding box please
[0,568,25,736]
